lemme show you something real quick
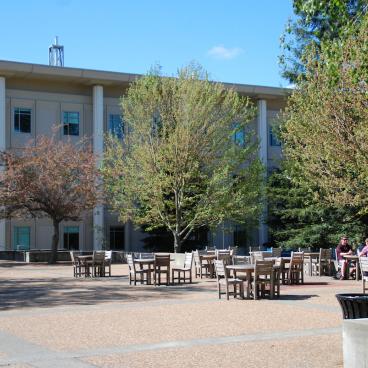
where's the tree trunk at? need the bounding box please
[173,232,182,253]
[49,220,60,264]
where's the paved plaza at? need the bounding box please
[0,260,359,367]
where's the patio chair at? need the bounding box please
[127,254,150,285]
[193,250,211,278]
[249,246,262,253]
[92,251,106,277]
[287,252,304,284]
[154,254,171,286]
[271,247,282,257]
[104,250,112,277]
[251,251,264,264]
[252,260,275,300]
[360,257,368,294]
[172,252,193,284]
[70,251,82,277]
[214,260,243,300]
[216,250,231,266]
[311,248,332,276]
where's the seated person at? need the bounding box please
[359,238,368,257]
[336,236,353,280]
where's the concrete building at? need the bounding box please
[0,60,289,253]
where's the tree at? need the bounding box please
[102,65,264,253]
[280,0,368,83]
[281,14,368,219]
[267,165,367,249]
[0,131,100,263]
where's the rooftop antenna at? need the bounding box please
[48,36,64,67]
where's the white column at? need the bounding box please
[93,85,104,250]
[0,77,6,250]
[257,99,268,246]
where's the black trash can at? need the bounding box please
[336,293,368,319]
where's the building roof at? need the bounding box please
[0,59,291,99]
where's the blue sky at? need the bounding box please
[0,0,294,87]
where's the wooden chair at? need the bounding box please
[252,260,275,300]
[70,251,82,277]
[154,254,171,286]
[193,250,210,278]
[216,250,231,266]
[205,246,216,252]
[172,252,193,284]
[271,247,282,257]
[214,260,243,300]
[127,254,150,285]
[251,251,264,264]
[104,250,112,277]
[360,257,368,294]
[249,246,262,253]
[287,252,304,284]
[311,248,332,276]
[92,251,106,277]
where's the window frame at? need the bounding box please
[13,226,31,250]
[63,226,80,250]
[13,107,32,134]
[108,114,124,140]
[63,111,80,136]
[269,126,281,147]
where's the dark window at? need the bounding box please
[63,112,80,136]
[14,108,31,133]
[110,226,125,250]
[64,226,79,250]
[269,126,281,146]
[108,114,124,140]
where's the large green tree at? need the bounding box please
[281,14,368,221]
[102,65,264,253]
[280,0,368,83]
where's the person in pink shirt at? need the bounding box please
[359,238,368,257]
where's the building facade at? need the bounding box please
[0,60,289,253]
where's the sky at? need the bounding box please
[0,0,294,87]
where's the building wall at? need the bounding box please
[0,70,288,252]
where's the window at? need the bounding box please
[108,114,124,140]
[63,112,80,136]
[232,123,245,147]
[14,226,30,250]
[110,226,125,250]
[269,126,281,146]
[14,108,31,133]
[64,226,79,250]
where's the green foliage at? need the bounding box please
[280,0,368,82]
[267,165,367,249]
[102,64,264,252]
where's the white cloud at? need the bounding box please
[208,45,244,60]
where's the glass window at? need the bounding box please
[14,226,30,250]
[64,226,79,250]
[108,114,124,140]
[14,108,31,133]
[269,126,281,146]
[110,226,125,250]
[231,122,245,147]
[63,112,80,136]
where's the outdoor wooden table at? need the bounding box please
[226,264,280,299]
[342,255,360,281]
[200,254,217,278]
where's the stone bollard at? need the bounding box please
[343,319,368,367]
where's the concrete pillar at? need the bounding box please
[0,77,6,250]
[257,99,268,246]
[93,85,104,250]
[343,318,368,367]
